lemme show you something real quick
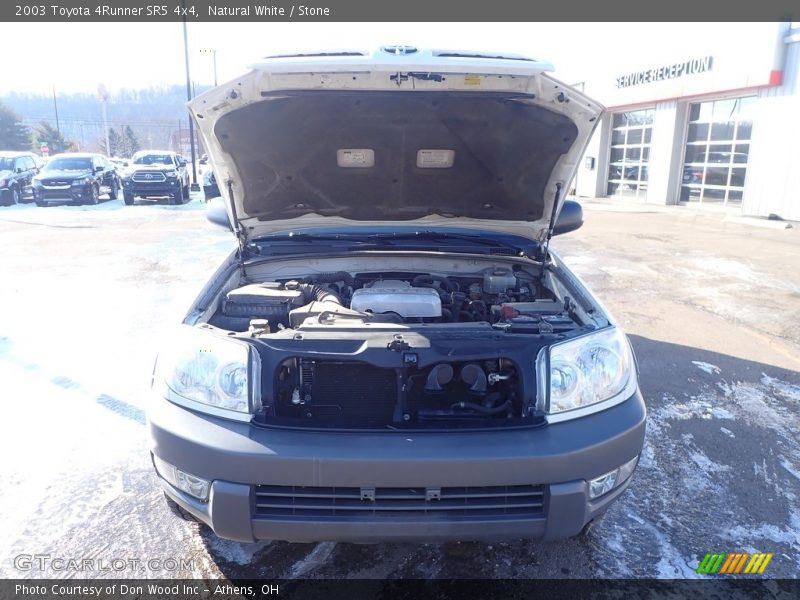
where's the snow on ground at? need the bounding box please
[588,371,800,576]
[0,197,234,578]
[691,361,721,375]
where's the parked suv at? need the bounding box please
[122,150,190,205]
[0,151,40,205]
[32,153,120,206]
[149,48,646,544]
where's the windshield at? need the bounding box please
[133,154,173,165]
[44,157,92,171]
[0,158,14,171]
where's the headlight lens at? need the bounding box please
[0,178,8,187]
[547,327,633,414]
[72,178,91,186]
[159,326,253,415]
[165,169,177,177]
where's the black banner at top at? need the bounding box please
[1,0,798,22]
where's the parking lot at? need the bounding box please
[0,195,798,579]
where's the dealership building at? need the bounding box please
[573,23,800,221]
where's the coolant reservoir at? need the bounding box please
[350,280,442,318]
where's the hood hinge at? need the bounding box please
[226,180,248,267]
[540,182,563,278]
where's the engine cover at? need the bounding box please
[350,280,442,318]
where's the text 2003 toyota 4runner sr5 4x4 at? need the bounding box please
[122,150,190,205]
[148,47,646,543]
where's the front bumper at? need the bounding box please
[34,185,91,203]
[149,390,646,543]
[123,179,181,197]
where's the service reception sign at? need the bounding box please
[590,23,788,108]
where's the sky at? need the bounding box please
[0,22,784,97]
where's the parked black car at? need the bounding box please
[32,153,120,206]
[122,150,190,205]
[0,151,40,205]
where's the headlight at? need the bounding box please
[31,177,40,185]
[546,327,634,416]
[72,178,91,186]
[165,169,177,177]
[157,326,258,419]
[0,178,7,187]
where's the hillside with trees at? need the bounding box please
[0,84,210,156]
[0,103,32,151]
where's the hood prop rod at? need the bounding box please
[540,182,563,280]
[226,179,248,268]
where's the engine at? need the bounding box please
[211,267,577,333]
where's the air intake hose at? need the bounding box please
[286,282,342,305]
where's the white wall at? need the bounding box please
[573,118,606,198]
[742,33,800,221]
[646,101,687,205]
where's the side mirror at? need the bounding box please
[178,160,188,167]
[552,199,583,236]
[95,165,104,172]
[206,196,232,231]
[15,167,23,173]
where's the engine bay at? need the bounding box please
[210,267,581,334]
[202,260,594,429]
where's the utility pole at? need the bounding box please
[200,48,218,86]
[52,85,61,134]
[177,119,183,154]
[182,0,199,191]
[97,83,110,156]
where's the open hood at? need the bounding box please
[189,47,603,244]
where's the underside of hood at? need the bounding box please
[189,49,604,242]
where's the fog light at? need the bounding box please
[589,471,617,499]
[153,455,210,502]
[588,455,639,500]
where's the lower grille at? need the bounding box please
[253,484,546,519]
[42,189,74,199]
[130,182,173,191]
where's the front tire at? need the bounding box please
[10,187,20,205]
[170,186,184,205]
[123,191,134,206]
[108,179,118,200]
[87,185,99,205]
